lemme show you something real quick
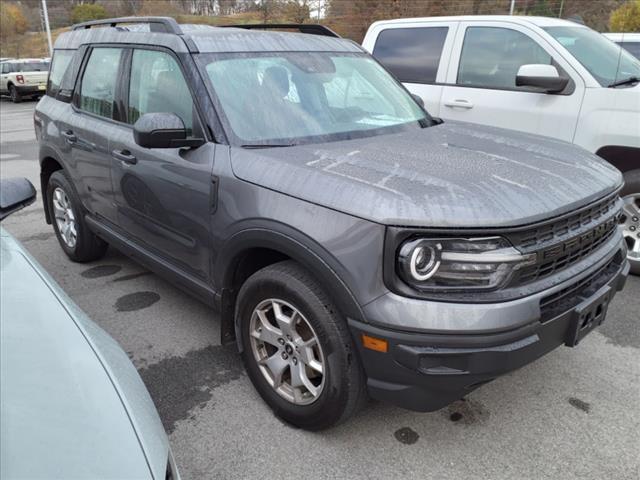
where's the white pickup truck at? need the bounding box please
[0,58,49,103]
[363,15,640,273]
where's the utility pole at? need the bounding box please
[42,0,53,57]
[559,0,565,18]
[509,0,515,15]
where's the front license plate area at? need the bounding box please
[38,85,46,91]
[565,285,611,347]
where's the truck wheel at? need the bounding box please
[9,85,21,103]
[47,170,108,262]
[237,260,366,430]
[620,170,640,275]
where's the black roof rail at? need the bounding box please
[220,23,340,38]
[71,16,183,34]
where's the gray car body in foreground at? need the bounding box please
[36,19,629,425]
[0,226,176,479]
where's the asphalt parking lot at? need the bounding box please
[1,99,639,480]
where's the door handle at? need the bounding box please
[112,149,137,165]
[444,99,474,109]
[62,130,77,143]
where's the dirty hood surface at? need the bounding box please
[231,121,622,227]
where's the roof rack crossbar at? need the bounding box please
[71,16,183,35]
[220,24,340,38]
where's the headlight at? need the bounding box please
[397,237,536,291]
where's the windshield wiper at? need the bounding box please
[608,76,640,88]
[240,144,296,149]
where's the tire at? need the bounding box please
[47,170,108,262]
[237,261,366,430]
[620,170,640,275]
[9,85,21,103]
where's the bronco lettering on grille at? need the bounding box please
[540,217,617,261]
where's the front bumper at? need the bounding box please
[350,247,629,412]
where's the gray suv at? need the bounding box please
[36,17,629,430]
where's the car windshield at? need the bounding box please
[20,62,49,72]
[199,52,429,146]
[544,26,640,86]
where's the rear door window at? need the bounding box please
[372,27,448,84]
[79,47,122,119]
[457,27,552,89]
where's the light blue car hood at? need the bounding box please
[0,228,168,479]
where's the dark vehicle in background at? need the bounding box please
[604,33,640,60]
[35,17,629,430]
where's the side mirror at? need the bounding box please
[133,112,205,149]
[0,178,36,221]
[411,93,425,108]
[516,64,569,93]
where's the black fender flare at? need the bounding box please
[215,221,366,349]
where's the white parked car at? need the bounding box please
[0,58,49,103]
[603,32,640,59]
[363,15,640,273]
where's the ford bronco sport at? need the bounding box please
[35,17,629,430]
[1,58,49,103]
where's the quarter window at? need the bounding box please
[48,50,74,97]
[128,49,195,134]
[373,27,448,84]
[79,47,122,119]
[457,27,552,89]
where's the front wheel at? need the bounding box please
[620,170,640,275]
[237,261,366,430]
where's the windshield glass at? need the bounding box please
[544,26,640,86]
[199,52,429,146]
[20,62,49,72]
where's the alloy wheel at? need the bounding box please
[620,194,640,266]
[52,187,77,249]
[249,298,325,405]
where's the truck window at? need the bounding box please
[127,49,195,134]
[458,27,552,90]
[372,27,448,84]
[48,50,74,97]
[619,42,640,60]
[79,47,122,119]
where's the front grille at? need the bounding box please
[517,217,619,284]
[503,192,622,286]
[539,251,623,323]
[509,193,619,251]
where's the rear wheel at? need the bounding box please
[9,85,21,103]
[620,170,640,275]
[237,261,365,430]
[47,170,108,262]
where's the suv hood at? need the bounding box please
[231,122,622,227]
